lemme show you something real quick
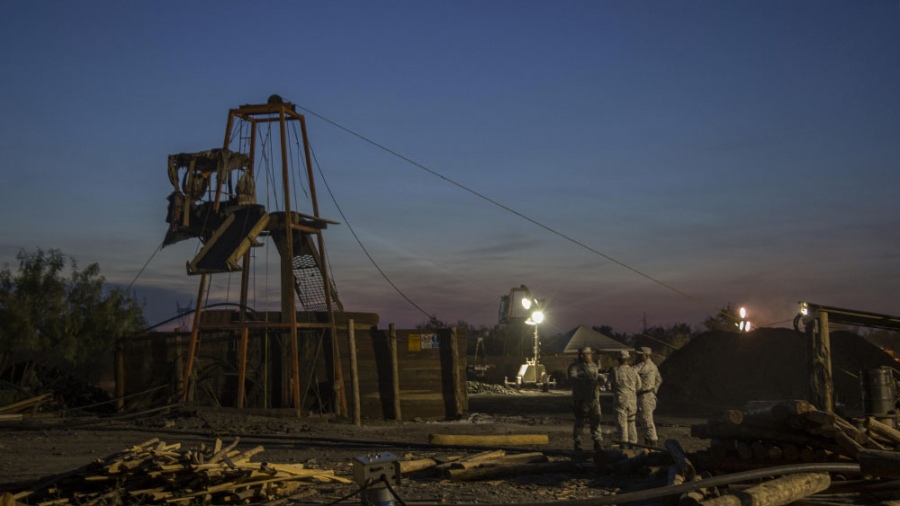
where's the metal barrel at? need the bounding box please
[861,367,897,416]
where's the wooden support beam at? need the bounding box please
[390,323,402,421]
[435,450,506,472]
[701,472,830,506]
[348,319,361,426]
[447,460,582,482]
[865,417,900,446]
[399,458,438,474]
[858,449,900,479]
[428,434,549,447]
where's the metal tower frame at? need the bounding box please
[178,97,345,415]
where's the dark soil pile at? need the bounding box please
[656,328,899,416]
[0,361,115,414]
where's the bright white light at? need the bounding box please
[739,307,747,319]
[521,297,532,310]
[745,321,751,332]
[531,310,544,324]
[800,302,808,316]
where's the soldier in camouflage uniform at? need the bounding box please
[634,346,663,447]
[567,346,603,453]
[608,350,642,447]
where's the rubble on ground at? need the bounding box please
[0,437,348,505]
[467,380,523,395]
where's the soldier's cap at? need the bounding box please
[618,350,630,359]
[578,346,593,354]
[637,347,652,355]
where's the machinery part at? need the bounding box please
[862,367,899,416]
[353,452,401,506]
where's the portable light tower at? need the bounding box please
[499,285,555,389]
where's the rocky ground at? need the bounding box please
[0,389,708,505]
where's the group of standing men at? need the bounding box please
[567,346,662,454]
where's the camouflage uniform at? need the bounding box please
[634,353,662,445]
[567,356,602,452]
[609,360,642,445]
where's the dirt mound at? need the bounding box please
[657,328,899,416]
[0,361,114,414]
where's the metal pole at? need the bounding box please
[278,107,302,412]
[181,274,208,403]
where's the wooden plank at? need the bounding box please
[858,449,900,479]
[866,417,900,445]
[429,434,549,446]
[437,450,506,471]
[399,458,438,474]
[701,472,830,506]
[447,453,547,480]
[348,318,361,426]
[0,393,52,414]
[448,460,582,482]
[390,323,402,421]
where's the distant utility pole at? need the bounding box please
[641,312,648,333]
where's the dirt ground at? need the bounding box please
[0,390,709,505]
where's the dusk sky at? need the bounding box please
[1,1,898,336]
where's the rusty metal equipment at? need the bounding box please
[353,452,400,506]
[795,302,900,414]
[166,95,345,414]
[861,366,900,421]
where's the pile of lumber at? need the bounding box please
[1,437,349,505]
[691,400,900,468]
[400,448,588,482]
[0,393,53,421]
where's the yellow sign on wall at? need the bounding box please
[408,333,438,351]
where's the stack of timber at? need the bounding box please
[1,437,350,505]
[417,432,593,481]
[691,399,900,470]
[0,393,54,421]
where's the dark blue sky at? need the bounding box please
[1,1,898,335]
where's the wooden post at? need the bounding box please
[866,417,900,445]
[449,326,463,418]
[331,330,347,417]
[819,311,834,413]
[859,449,900,478]
[701,472,830,506]
[236,327,249,408]
[399,458,439,474]
[428,433,549,446]
[390,323,402,421]
[348,319,361,426]
[174,334,183,404]
[115,339,125,412]
[447,461,580,482]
